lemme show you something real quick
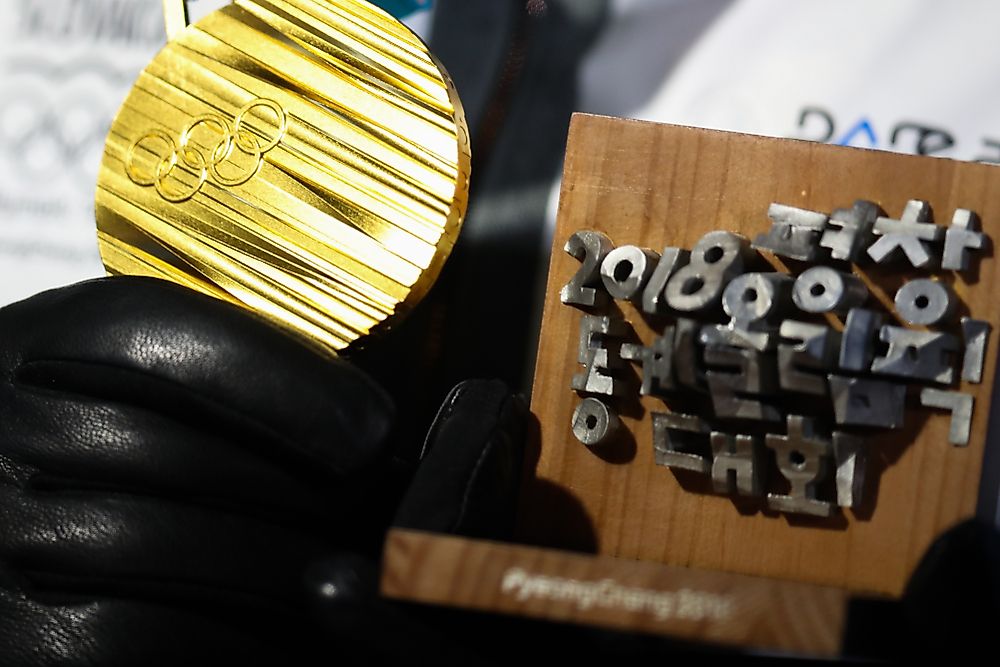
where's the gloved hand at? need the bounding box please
[0,277,526,666]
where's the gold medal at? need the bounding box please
[95,0,470,354]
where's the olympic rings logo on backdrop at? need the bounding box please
[125,98,288,202]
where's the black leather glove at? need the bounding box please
[0,277,526,665]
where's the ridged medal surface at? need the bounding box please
[96,0,470,354]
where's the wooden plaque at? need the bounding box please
[382,529,849,656]
[382,115,1000,654]
[519,113,1000,598]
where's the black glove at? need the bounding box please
[0,277,526,665]
[836,517,1000,662]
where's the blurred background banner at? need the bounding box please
[0,0,164,305]
[372,0,433,20]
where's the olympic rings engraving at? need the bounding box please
[125,98,288,202]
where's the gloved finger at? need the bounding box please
[393,379,527,540]
[901,519,1000,657]
[0,484,356,607]
[0,578,318,667]
[0,389,351,520]
[0,277,393,478]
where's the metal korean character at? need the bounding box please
[641,247,690,315]
[702,272,792,352]
[833,433,866,509]
[571,315,629,396]
[560,230,614,308]
[621,325,676,396]
[867,199,944,268]
[766,415,835,518]
[778,320,840,395]
[820,200,879,262]
[828,375,906,429]
[665,231,753,313]
[704,345,781,422]
[942,208,986,272]
[752,203,829,261]
[870,325,959,385]
[572,397,621,447]
[792,266,869,315]
[652,412,712,474]
[961,317,992,384]
[710,431,765,496]
[600,245,660,302]
[673,318,708,392]
[919,388,974,446]
[838,308,884,372]
[894,279,956,327]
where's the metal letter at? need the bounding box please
[572,398,620,447]
[867,199,943,268]
[704,272,792,351]
[621,326,676,396]
[828,375,906,428]
[561,231,614,308]
[642,247,690,315]
[778,320,840,395]
[766,415,834,518]
[942,208,986,272]
[705,345,781,422]
[711,432,764,496]
[920,388,974,446]
[665,231,752,312]
[820,200,879,262]
[752,203,829,261]
[652,412,711,474]
[571,315,628,396]
[833,433,866,509]
[673,318,708,392]
[600,245,660,302]
[893,279,956,326]
[792,266,869,314]
[961,317,991,384]
[839,308,884,372]
[870,325,959,384]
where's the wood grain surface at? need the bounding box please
[519,113,1000,597]
[382,529,849,656]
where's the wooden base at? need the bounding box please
[381,115,1000,656]
[521,114,1000,596]
[382,529,851,657]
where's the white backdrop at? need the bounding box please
[0,0,167,304]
